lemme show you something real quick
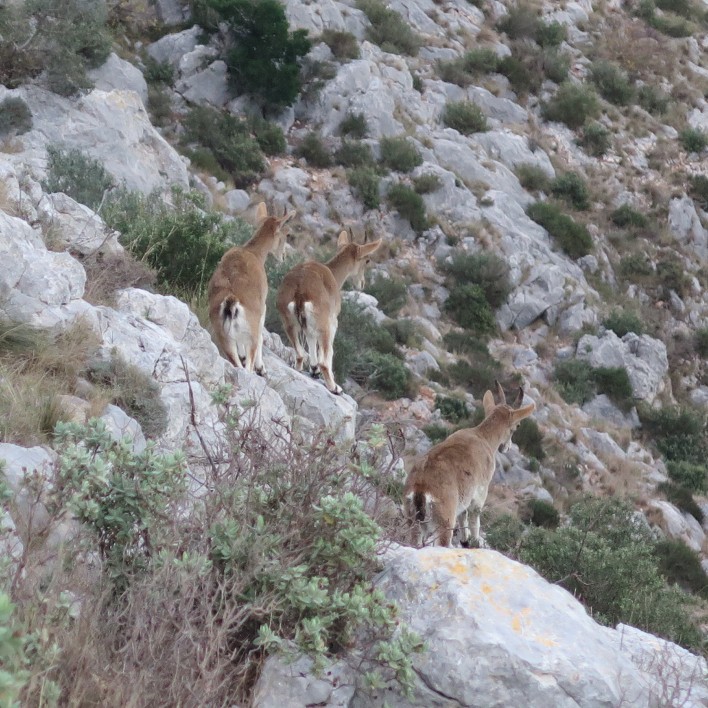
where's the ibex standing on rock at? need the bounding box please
[276,229,382,395]
[208,203,295,375]
[404,381,536,548]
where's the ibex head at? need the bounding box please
[482,380,536,453]
[336,228,382,290]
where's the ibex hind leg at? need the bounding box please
[318,322,341,395]
[284,303,306,370]
[253,310,267,377]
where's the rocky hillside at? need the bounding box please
[1,0,707,704]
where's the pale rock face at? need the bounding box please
[582,394,640,428]
[646,500,705,552]
[87,53,148,105]
[284,0,368,38]
[667,196,708,260]
[177,60,231,108]
[342,291,387,324]
[147,26,202,68]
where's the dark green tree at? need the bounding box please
[209,0,311,112]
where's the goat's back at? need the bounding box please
[276,261,340,319]
[208,247,268,319]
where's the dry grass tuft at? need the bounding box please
[80,250,157,306]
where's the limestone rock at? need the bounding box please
[646,500,705,552]
[88,53,148,105]
[147,26,202,69]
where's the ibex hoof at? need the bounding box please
[239,356,247,367]
[461,537,483,549]
[255,366,267,378]
[309,366,321,379]
[331,385,343,396]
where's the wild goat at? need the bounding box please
[276,229,382,395]
[208,203,295,375]
[404,381,536,548]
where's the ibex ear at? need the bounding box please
[279,210,296,225]
[357,239,382,259]
[495,379,506,405]
[482,390,495,416]
[254,201,268,224]
[511,402,536,423]
[337,230,349,248]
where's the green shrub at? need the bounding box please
[496,4,539,39]
[147,84,173,127]
[655,0,694,17]
[184,147,231,183]
[526,201,593,259]
[589,60,635,105]
[446,357,503,399]
[526,499,559,528]
[0,96,32,136]
[516,496,702,647]
[535,20,566,47]
[183,105,265,187]
[578,122,611,157]
[462,47,501,73]
[436,48,501,87]
[440,251,512,309]
[696,327,708,357]
[143,57,174,85]
[413,173,442,194]
[443,284,496,334]
[618,254,654,280]
[249,117,287,156]
[637,84,670,115]
[379,136,423,172]
[334,140,375,168]
[542,49,571,84]
[611,204,648,229]
[654,539,708,598]
[514,418,545,460]
[688,174,708,210]
[43,145,114,211]
[0,593,29,704]
[639,406,708,466]
[295,131,332,167]
[667,460,707,494]
[516,164,550,192]
[603,309,645,337]
[387,183,429,234]
[656,256,690,297]
[356,0,421,55]
[554,358,595,405]
[543,82,601,129]
[0,0,111,95]
[385,319,421,348]
[650,12,695,36]
[209,0,311,111]
[339,112,369,138]
[354,351,412,399]
[657,482,704,522]
[679,127,708,153]
[485,514,525,553]
[423,423,450,444]
[364,274,408,317]
[592,367,634,409]
[550,172,590,210]
[442,100,488,134]
[497,55,536,95]
[435,395,470,423]
[103,188,251,294]
[348,167,381,210]
[320,29,360,60]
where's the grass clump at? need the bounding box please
[103,188,251,295]
[413,173,442,194]
[695,327,708,357]
[356,0,421,55]
[339,112,368,138]
[666,460,707,494]
[554,359,634,409]
[0,96,32,137]
[654,539,708,598]
[183,105,266,187]
[657,482,704,522]
[618,254,654,281]
[526,201,593,259]
[496,4,539,39]
[249,117,286,156]
[589,60,635,106]
[423,423,450,444]
[294,131,332,167]
[387,183,429,234]
[435,395,470,424]
[525,499,559,528]
[348,167,380,210]
[603,309,645,337]
[578,122,611,157]
[639,406,707,469]
[543,82,601,130]
[637,84,670,115]
[514,418,545,460]
[43,145,114,211]
[516,164,550,193]
[679,127,708,153]
[611,204,648,229]
[364,274,408,317]
[442,100,488,134]
[320,29,360,60]
[334,141,374,168]
[443,284,496,335]
[379,136,423,172]
[549,172,590,210]
[439,251,512,309]
[441,333,508,398]
[688,174,708,210]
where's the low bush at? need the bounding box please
[413,173,443,194]
[348,167,381,210]
[656,255,690,297]
[435,395,470,424]
[654,539,708,598]
[356,0,421,55]
[355,351,412,399]
[103,188,251,294]
[578,122,611,157]
[183,105,265,187]
[679,127,708,153]
[143,57,174,85]
[667,460,707,494]
[249,117,287,156]
[637,84,670,115]
[43,145,114,211]
[339,112,369,138]
[603,309,645,337]
[320,29,360,60]
[497,55,536,95]
[443,284,496,334]
[496,4,539,39]
[536,20,566,47]
[542,82,601,129]
[295,131,332,167]
[650,12,695,37]
[442,100,488,134]
[610,204,648,229]
[639,406,707,467]
[387,183,429,234]
[526,201,593,259]
[440,251,512,309]
[364,274,408,317]
[542,49,571,84]
[592,366,633,409]
[618,254,654,281]
[550,172,590,210]
[334,140,375,168]
[554,359,633,409]
[657,482,704,523]
[516,164,550,192]
[0,594,29,703]
[688,174,708,210]
[379,136,423,172]
[423,423,450,444]
[385,319,421,348]
[514,418,545,460]
[696,326,708,357]
[0,96,32,136]
[525,499,559,528]
[589,60,635,105]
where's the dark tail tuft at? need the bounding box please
[221,296,239,323]
[413,491,426,523]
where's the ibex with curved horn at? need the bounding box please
[276,228,382,395]
[208,203,295,375]
[404,381,536,547]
